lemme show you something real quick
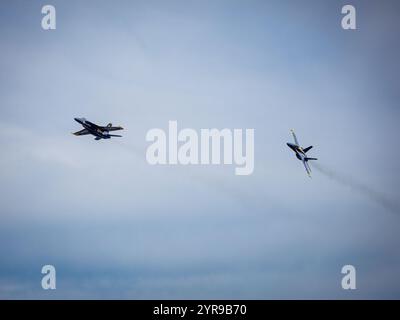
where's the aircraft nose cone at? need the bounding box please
[287,143,296,149]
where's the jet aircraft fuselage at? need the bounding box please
[73,117,124,140]
[286,142,307,161]
[286,130,317,177]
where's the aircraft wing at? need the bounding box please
[73,129,90,136]
[290,129,299,145]
[303,159,312,177]
[86,121,101,129]
[101,126,123,131]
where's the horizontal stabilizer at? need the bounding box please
[306,157,317,161]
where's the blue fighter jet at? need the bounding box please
[287,130,317,177]
[73,118,124,140]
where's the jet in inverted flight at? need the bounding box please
[72,118,124,140]
[286,129,317,177]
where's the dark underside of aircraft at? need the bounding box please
[73,117,124,140]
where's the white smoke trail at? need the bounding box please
[311,162,400,215]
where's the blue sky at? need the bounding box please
[0,0,400,299]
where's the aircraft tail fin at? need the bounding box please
[303,146,313,153]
